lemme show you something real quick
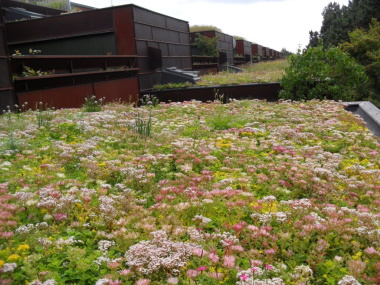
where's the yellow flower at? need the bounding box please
[17,244,30,251]
[7,254,20,261]
[0,260,4,267]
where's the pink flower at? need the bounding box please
[196,266,208,271]
[264,249,276,255]
[240,274,250,281]
[251,259,263,267]
[365,247,378,255]
[265,264,274,270]
[231,245,244,252]
[119,269,131,276]
[232,223,244,232]
[167,277,179,284]
[53,213,67,221]
[208,252,220,263]
[208,272,224,280]
[109,280,122,285]
[193,248,206,257]
[222,255,235,268]
[135,279,151,285]
[186,269,199,278]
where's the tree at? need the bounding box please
[279,46,368,101]
[320,2,349,47]
[280,48,293,57]
[340,19,380,105]
[346,0,380,30]
[307,30,320,48]
[310,0,380,48]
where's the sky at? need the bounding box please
[72,0,349,53]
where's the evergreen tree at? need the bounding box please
[280,48,293,57]
[307,30,320,48]
[308,0,380,48]
[341,19,380,105]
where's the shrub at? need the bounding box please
[279,46,368,101]
[340,18,380,106]
[193,33,219,57]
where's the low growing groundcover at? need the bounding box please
[0,99,379,284]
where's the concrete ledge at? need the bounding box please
[344,101,380,137]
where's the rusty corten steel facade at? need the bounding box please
[191,55,218,75]
[131,6,191,90]
[17,78,139,109]
[0,0,16,111]
[5,4,192,91]
[236,39,252,60]
[262,47,268,59]
[251,43,263,59]
[11,55,140,109]
[190,30,234,69]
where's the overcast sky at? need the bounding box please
[73,0,349,53]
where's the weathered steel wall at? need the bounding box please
[191,55,218,75]
[6,8,115,54]
[262,47,268,59]
[236,39,252,59]
[132,5,192,90]
[17,77,139,109]
[5,5,192,91]
[251,43,263,59]
[0,0,16,111]
[190,30,234,68]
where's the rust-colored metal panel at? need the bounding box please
[113,6,136,55]
[11,55,138,75]
[236,40,244,55]
[6,9,114,44]
[17,84,94,109]
[16,77,140,109]
[262,47,268,58]
[190,31,234,66]
[94,77,139,104]
[251,44,258,56]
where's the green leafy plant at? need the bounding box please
[82,95,105,112]
[140,94,159,107]
[134,109,153,137]
[279,46,368,101]
[36,102,55,128]
[153,82,194,90]
[193,33,219,57]
[340,18,380,106]
[21,66,53,77]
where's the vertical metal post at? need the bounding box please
[0,0,17,111]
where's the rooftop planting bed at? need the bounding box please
[0,99,379,284]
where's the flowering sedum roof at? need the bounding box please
[0,99,379,284]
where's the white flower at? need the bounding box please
[338,275,361,285]
[1,263,17,272]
